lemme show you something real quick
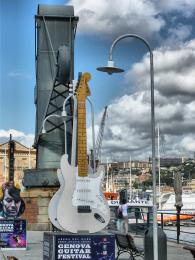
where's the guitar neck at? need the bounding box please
[77,99,88,177]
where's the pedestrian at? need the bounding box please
[116,205,122,231]
[118,198,128,234]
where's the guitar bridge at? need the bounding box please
[77,205,91,213]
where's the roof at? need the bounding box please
[0,140,36,152]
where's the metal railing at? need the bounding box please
[158,211,195,244]
[108,208,195,244]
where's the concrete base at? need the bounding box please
[43,231,115,260]
[21,188,57,231]
[23,168,59,187]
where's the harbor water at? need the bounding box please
[164,226,195,244]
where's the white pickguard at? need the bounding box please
[48,168,66,231]
[72,175,106,209]
[56,154,110,233]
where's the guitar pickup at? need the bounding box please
[77,205,91,213]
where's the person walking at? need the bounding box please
[118,198,129,234]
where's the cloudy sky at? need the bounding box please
[1,0,195,162]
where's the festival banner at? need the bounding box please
[43,232,115,260]
[0,219,26,249]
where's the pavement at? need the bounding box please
[0,231,193,260]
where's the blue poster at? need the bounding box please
[0,219,26,249]
[55,234,115,260]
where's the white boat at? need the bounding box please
[107,198,152,225]
[158,192,195,223]
[107,199,152,208]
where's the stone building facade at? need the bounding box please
[0,140,36,188]
[0,140,54,230]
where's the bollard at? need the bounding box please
[144,226,167,260]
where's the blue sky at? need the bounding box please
[1,0,195,161]
[0,0,139,131]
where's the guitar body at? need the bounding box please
[57,154,110,233]
[48,166,65,231]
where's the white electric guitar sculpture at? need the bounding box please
[56,72,110,233]
[48,167,65,230]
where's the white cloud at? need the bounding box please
[157,0,195,18]
[68,0,165,38]
[94,92,195,161]
[164,24,192,46]
[90,39,195,161]
[181,136,195,152]
[8,71,31,79]
[126,39,195,98]
[0,129,34,148]
[67,0,195,45]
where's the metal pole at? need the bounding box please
[106,158,109,191]
[176,206,181,244]
[129,155,132,199]
[158,125,161,209]
[108,34,158,260]
[150,49,158,260]
[111,170,113,191]
[174,171,183,245]
[161,213,164,229]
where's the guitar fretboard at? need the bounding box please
[76,73,91,178]
[77,99,88,177]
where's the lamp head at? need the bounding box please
[42,128,46,134]
[97,60,124,75]
[61,110,67,117]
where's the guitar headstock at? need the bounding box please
[76,72,91,99]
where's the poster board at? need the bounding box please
[43,232,115,260]
[0,219,26,250]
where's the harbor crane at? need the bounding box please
[90,106,108,169]
[95,106,108,162]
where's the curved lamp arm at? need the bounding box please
[62,94,74,114]
[108,34,152,60]
[42,114,62,134]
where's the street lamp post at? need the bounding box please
[129,155,132,200]
[158,125,161,209]
[97,34,158,260]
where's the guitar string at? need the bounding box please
[85,99,89,208]
[79,99,86,207]
[84,99,88,208]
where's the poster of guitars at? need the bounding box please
[49,72,110,233]
[0,219,26,249]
